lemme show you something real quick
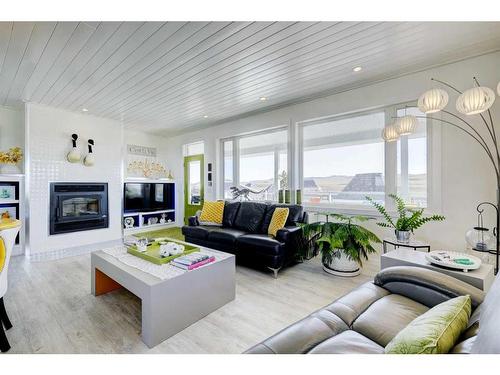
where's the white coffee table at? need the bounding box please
[91,246,235,348]
[381,249,495,291]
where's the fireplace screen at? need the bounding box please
[61,196,100,218]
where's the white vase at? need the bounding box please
[0,163,21,175]
[322,249,361,277]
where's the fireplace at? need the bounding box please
[50,183,109,235]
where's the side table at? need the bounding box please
[382,238,431,254]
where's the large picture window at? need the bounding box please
[301,111,385,207]
[221,128,288,202]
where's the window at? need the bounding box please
[221,128,288,202]
[301,111,385,207]
[397,107,427,207]
[183,141,204,156]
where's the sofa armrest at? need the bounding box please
[188,215,199,226]
[374,266,485,309]
[275,226,301,242]
[276,226,306,261]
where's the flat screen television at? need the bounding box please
[124,183,174,213]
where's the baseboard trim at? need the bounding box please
[29,239,123,262]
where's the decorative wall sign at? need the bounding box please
[127,144,157,157]
[127,159,168,178]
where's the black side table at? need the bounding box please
[382,238,431,254]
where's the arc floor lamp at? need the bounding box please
[382,77,500,274]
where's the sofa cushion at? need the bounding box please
[182,225,217,240]
[199,200,225,225]
[207,228,247,245]
[352,294,429,347]
[223,201,241,227]
[385,295,471,354]
[233,201,267,232]
[237,234,284,255]
[268,208,289,237]
[308,330,384,354]
[261,204,303,233]
[472,273,500,353]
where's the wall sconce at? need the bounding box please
[67,134,81,163]
[84,139,95,167]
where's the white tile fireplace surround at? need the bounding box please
[26,103,124,259]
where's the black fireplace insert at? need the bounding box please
[50,183,109,235]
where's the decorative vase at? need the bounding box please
[278,189,284,203]
[296,189,302,205]
[0,163,21,175]
[395,230,411,243]
[284,189,291,204]
[322,250,361,277]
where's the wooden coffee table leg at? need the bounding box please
[94,268,123,296]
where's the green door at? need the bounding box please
[184,154,204,224]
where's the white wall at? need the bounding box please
[0,105,24,171]
[26,103,124,257]
[166,51,500,253]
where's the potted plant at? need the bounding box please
[300,214,381,277]
[366,194,445,243]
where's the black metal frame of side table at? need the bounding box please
[382,239,431,254]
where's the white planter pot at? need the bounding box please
[0,163,21,175]
[322,249,361,277]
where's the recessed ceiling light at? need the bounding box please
[203,115,209,118]
[259,97,267,101]
[352,66,362,72]
[82,108,89,112]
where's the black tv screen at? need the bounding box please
[124,183,174,212]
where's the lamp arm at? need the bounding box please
[431,78,463,94]
[441,110,494,159]
[420,115,500,180]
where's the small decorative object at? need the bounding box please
[383,76,500,274]
[127,158,168,178]
[66,134,81,163]
[167,170,174,180]
[300,214,380,277]
[296,189,302,205]
[167,219,172,223]
[136,237,148,253]
[278,170,288,203]
[159,213,166,224]
[0,206,16,220]
[425,251,481,273]
[0,146,23,174]
[366,194,445,243]
[278,190,284,203]
[0,185,15,199]
[147,217,158,226]
[159,242,185,257]
[83,139,95,167]
[229,184,271,201]
[124,216,135,229]
[284,190,291,204]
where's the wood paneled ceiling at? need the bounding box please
[1,22,499,135]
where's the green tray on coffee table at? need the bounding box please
[127,237,200,265]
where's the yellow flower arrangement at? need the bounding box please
[0,147,23,164]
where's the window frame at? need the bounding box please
[219,125,289,202]
[297,102,439,215]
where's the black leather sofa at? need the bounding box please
[182,201,307,277]
[245,266,500,354]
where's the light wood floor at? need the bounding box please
[4,251,380,354]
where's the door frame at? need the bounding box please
[184,154,204,224]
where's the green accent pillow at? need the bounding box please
[385,295,471,354]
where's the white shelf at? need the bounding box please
[125,177,175,183]
[0,199,19,204]
[124,209,174,216]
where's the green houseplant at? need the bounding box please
[300,214,381,277]
[366,194,445,243]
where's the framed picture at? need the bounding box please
[0,206,17,220]
[0,185,16,200]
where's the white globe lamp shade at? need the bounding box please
[456,86,495,115]
[497,81,500,96]
[381,125,399,142]
[396,115,418,135]
[417,88,449,114]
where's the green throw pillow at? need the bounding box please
[385,295,471,354]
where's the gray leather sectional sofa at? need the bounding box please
[245,266,500,354]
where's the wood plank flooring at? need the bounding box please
[3,251,380,353]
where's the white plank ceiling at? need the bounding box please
[0,22,500,135]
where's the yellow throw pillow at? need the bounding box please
[0,237,5,273]
[268,208,289,237]
[199,201,225,225]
